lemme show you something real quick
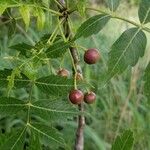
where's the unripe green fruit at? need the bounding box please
[84,48,100,64]
[69,89,84,104]
[84,91,96,104]
[57,68,69,77]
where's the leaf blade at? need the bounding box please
[35,75,74,96]
[108,27,147,77]
[74,14,110,40]
[106,0,121,11]
[111,130,134,150]
[45,41,70,58]
[144,63,150,100]
[138,0,150,24]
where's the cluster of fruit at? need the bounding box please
[57,48,100,105]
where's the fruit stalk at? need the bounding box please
[58,1,85,150]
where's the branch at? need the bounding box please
[58,1,85,150]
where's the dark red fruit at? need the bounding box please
[69,89,84,104]
[84,48,100,64]
[84,91,96,104]
[57,68,69,77]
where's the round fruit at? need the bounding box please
[57,68,69,77]
[84,91,96,104]
[69,89,84,104]
[84,48,100,64]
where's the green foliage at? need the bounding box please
[138,0,150,24]
[0,128,26,150]
[19,5,30,30]
[77,0,87,16]
[45,41,71,58]
[111,130,134,150]
[108,27,147,77]
[106,0,121,11]
[35,75,74,96]
[0,0,150,149]
[0,97,26,115]
[144,63,150,100]
[9,43,34,57]
[74,14,110,40]
[35,8,46,31]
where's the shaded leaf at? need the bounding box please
[106,0,121,11]
[28,130,42,150]
[74,14,110,40]
[138,0,150,24]
[8,18,16,37]
[0,69,30,88]
[0,128,26,150]
[35,34,61,50]
[0,56,19,70]
[9,43,34,57]
[144,63,150,100]
[108,27,147,77]
[111,130,134,150]
[45,41,70,58]
[35,75,74,96]
[0,97,26,115]
[31,99,78,121]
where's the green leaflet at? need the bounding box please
[28,131,42,150]
[0,97,26,115]
[74,14,110,40]
[77,0,87,16]
[19,5,30,30]
[111,130,134,150]
[45,41,70,58]
[35,75,74,96]
[9,43,34,57]
[0,4,7,15]
[0,128,26,150]
[0,69,30,88]
[144,63,150,100]
[31,99,78,121]
[35,34,61,50]
[138,0,150,24]
[28,123,65,146]
[108,27,147,77]
[35,7,46,31]
[106,0,121,11]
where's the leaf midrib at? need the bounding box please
[109,28,141,76]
